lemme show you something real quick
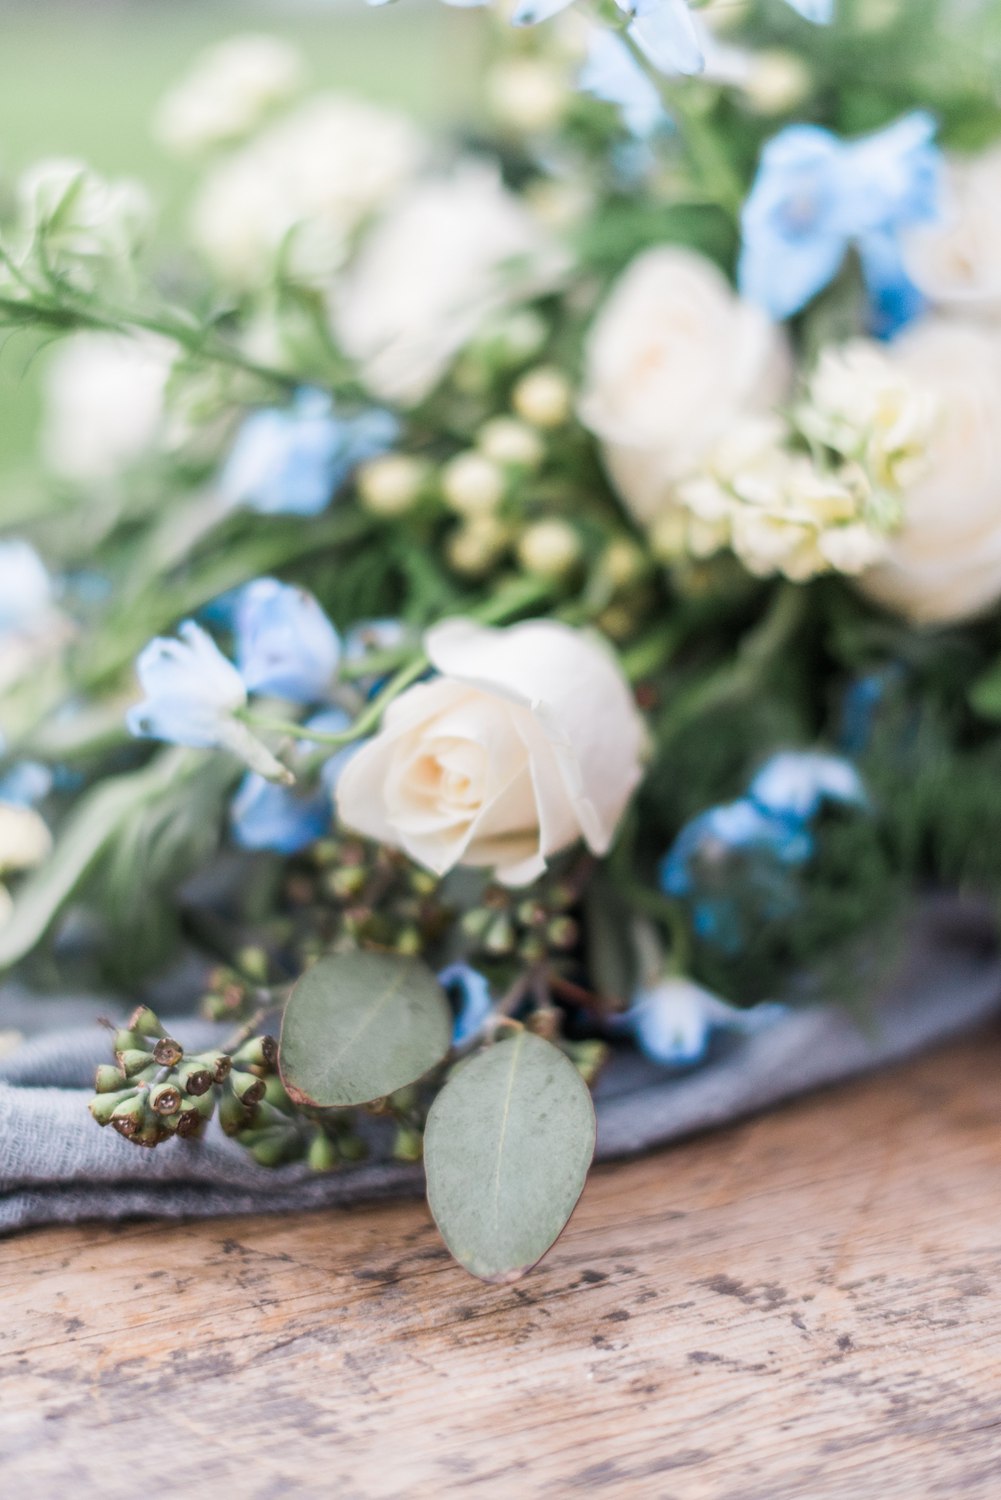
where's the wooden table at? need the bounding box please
[3,1032,1001,1497]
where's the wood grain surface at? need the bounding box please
[3,1031,1001,1498]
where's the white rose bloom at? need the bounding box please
[579,247,790,525]
[905,146,1001,314]
[798,340,937,493]
[336,617,646,885]
[42,333,172,482]
[191,95,425,290]
[334,164,568,407]
[858,318,1001,625]
[154,34,304,156]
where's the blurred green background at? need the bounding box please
[0,0,483,482]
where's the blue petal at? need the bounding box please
[749,752,867,823]
[230,774,331,854]
[623,0,704,76]
[738,125,847,318]
[0,761,53,807]
[578,29,670,139]
[783,0,834,20]
[858,228,926,339]
[438,963,494,1046]
[235,579,341,705]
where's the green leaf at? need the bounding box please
[279,951,453,1108]
[970,662,1001,721]
[0,750,193,973]
[424,1030,596,1283]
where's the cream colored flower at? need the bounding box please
[191,95,425,290]
[154,34,304,156]
[905,146,1001,315]
[858,318,1001,625]
[336,618,646,885]
[0,803,52,928]
[797,340,937,493]
[579,247,790,525]
[42,333,172,482]
[676,418,888,582]
[334,164,568,407]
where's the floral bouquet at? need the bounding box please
[2,0,1001,1282]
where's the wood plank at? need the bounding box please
[3,1032,1001,1498]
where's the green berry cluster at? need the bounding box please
[283,835,450,964]
[459,870,584,965]
[88,1006,232,1147]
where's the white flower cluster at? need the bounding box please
[668,416,893,582]
[670,342,938,583]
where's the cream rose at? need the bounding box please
[333,163,568,407]
[335,618,646,885]
[578,246,790,525]
[857,318,1001,625]
[905,146,1001,315]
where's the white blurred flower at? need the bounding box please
[488,56,568,134]
[41,333,172,483]
[905,145,1001,314]
[858,318,1001,624]
[18,159,151,286]
[798,340,937,494]
[579,246,790,526]
[334,163,568,406]
[336,617,646,885]
[0,803,51,929]
[154,34,304,156]
[191,95,425,290]
[677,417,888,582]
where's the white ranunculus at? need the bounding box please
[905,146,1001,314]
[154,34,304,157]
[858,318,1001,625]
[42,333,172,483]
[335,617,646,885]
[333,164,568,407]
[191,95,425,290]
[579,246,790,525]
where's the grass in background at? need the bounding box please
[0,0,485,481]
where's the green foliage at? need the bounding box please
[279,951,453,1108]
[424,1028,596,1283]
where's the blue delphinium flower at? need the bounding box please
[578,29,671,139]
[220,388,398,517]
[343,618,412,697]
[738,112,942,336]
[127,622,248,748]
[438,963,494,1047]
[234,578,340,704]
[0,761,53,807]
[660,799,813,953]
[620,976,786,1066]
[381,0,831,76]
[748,751,867,823]
[230,710,355,854]
[0,540,53,634]
[127,621,290,781]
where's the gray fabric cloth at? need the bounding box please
[1,894,999,1233]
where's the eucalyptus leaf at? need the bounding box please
[279,951,452,1108]
[424,1030,596,1283]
